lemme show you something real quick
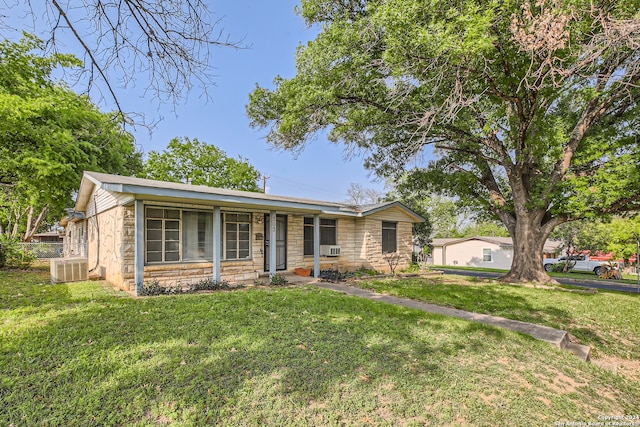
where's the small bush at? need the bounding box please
[138,278,237,296]
[319,269,355,282]
[401,262,421,273]
[0,240,36,269]
[550,263,570,273]
[269,274,288,286]
[354,266,381,277]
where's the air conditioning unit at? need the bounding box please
[320,245,341,257]
[50,257,88,283]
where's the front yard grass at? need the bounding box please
[1,266,639,426]
[356,275,640,361]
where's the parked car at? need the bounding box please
[543,255,614,276]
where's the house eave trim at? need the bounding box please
[111,184,362,215]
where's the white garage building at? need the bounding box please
[431,236,562,270]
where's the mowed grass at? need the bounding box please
[356,275,640,361]
[1,267,638,426]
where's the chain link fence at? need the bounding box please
[18,242,64,259]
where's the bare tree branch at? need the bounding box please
[1,0,246,123]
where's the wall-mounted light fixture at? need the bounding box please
[255,214,264,225]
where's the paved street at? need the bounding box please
[440,268,640,293]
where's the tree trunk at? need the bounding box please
[22,205,49,242]
[501,213,556,284]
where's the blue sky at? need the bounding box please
[127,0,386,201]
[5,0,388,202]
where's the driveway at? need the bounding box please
[440,268,640,294]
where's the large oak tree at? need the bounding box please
[247,0,640,282]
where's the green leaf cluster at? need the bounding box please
[0,34,142,234]
[141,137,262,192]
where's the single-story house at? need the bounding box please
[31,231,64,243]
[431,236,562,270]
[61,171,424,294]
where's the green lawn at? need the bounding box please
[356,275,640,361]
[1,267,639,426]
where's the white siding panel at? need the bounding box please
[367,207,418,223]
[87,187,119,217]
[441,240,513,269]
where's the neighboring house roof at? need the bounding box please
[75,171,425,222]
[432,236,562,253]
[32,231,62,238]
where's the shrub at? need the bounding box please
[138,278,237,296]
[354,266,381,277]
[550,262,570,273]
[0,239,36,269]
[269,274,288,286]
[319,269,355,282]
[401,262,421,273]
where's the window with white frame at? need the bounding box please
[144,208,253,263]
[382,221,397,253]
[303,217,337,256]
[145,207,213,263]
[482,247,492,262]
[223,213,251,260]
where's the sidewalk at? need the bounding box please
[312,281,591,361]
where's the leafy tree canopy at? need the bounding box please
[458,221,510,239]
[141,137,262,192]
[552,216,640,260]
[247,0,640,282]
[0,35,142,241]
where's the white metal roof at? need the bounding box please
[76,171,425,221]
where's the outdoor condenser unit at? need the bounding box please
[50,257,88,283]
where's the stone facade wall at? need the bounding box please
[91,204,417,291]
[135,210,266,289]
[144,262,214,287]
[86,205,135,290]
[121,206,136,291]
[286,215,305,269]
[362,218,413,273]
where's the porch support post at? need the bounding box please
[269,210,277,277]
[213,207,221,282]
[313,214,320,278]
[134,199,144,296]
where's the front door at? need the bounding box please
[264,214,287,271]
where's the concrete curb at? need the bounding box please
[313,282,590,361]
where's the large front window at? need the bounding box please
[144,208,251,263]
[145,207,213,263]
[304,217,337,256]
[183,211,213,261]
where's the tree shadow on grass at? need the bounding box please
[0,286,529,426]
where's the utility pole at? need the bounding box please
[262,175,270,193]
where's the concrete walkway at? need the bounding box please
[312,281,591,361]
